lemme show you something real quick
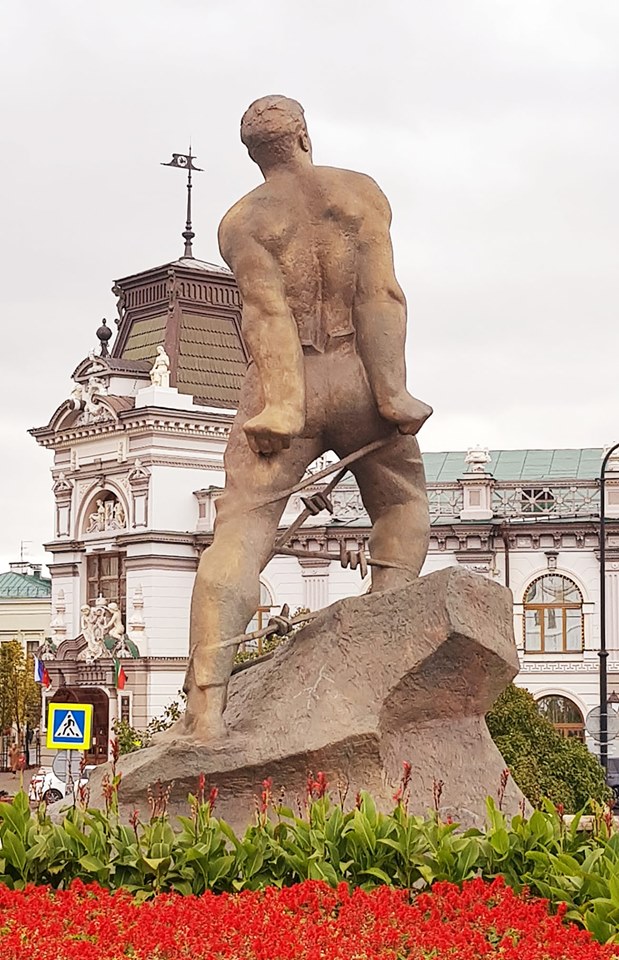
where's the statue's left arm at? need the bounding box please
[353,177,432,435]
[219,204,305,455]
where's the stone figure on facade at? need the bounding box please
[69,369,109,423]
[105,602,125,642]
[79,602,106,661]
[150,346,171,388]
[87,499,106,532]
[78,597,127,662]
[184,96,433,739]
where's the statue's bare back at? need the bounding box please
[225,166,369,339]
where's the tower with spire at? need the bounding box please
[27,151,252,763]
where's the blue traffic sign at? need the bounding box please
[46,703,93,750]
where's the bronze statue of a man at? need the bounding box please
[184,96,432,738]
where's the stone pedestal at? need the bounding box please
[90,567,523,828]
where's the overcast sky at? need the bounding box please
[1,0,618,569]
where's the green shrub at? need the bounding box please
[486,684,612,812]
[113,696,185,755]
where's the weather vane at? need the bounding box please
[161,148,203,259]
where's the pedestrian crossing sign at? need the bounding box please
[46,703,93,750]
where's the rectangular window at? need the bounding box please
[524,610,542,651]
[543,609,562,652]
[86,553,126,614]
[119,695,131,724]
[524,605,583,653]
[565,608,583,651]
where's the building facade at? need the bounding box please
[30,253,619,765]
[0,563,51,658]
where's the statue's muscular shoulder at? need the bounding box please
[218,168,391,267]
[313,166,390,208]
[218,184,289,265]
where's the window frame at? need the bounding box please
[523,574,584,654]
[86,552,127,617]
[536,694,585,741]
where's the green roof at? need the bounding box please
[422,449,603,483]
[0,571,51,599]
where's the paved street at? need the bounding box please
[0,768,35,797]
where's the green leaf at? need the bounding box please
[79,854,107,874]
[584,908,615,944]
[489,828,510,856]
[307,860,339,886]
[351,810,376,853]
[0,803,28,837]
[142,856,171,874]
[245,849,264,878]
[1,833,26,874]
[207,855,235,885]
[361,866,392,885]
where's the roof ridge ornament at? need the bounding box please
[161,147,204,259]
[465,445,492,473]
[96,318,112,356]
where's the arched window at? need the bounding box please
[523,574,583,653]
[537,694,585,741]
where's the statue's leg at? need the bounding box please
[184,379,321,738]
[327,349,429,593]
[349,430,429,591]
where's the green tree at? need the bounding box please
[0,641,42,736]
[486,684,611,812]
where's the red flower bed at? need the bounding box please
[0,877,616,960]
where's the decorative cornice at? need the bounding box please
[115,530,198,547]
[298,558,332,570]
[30,408,233,450]
[48,562,81,577]
[124,555,198,571]
[520,660,619,673]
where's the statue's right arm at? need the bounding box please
[218,207,306,454]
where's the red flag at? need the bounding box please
[113,659,127,690]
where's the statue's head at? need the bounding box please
[108,602,118,611]
[241,96,311,172]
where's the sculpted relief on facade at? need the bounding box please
[85,495,127,534]
[78,596,134,663]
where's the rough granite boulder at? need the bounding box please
[89,566,524,828]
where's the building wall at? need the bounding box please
[0,597,51,653]
[147,666,186,720]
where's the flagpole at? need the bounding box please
[161,149,203,260]
[183,149,194,258]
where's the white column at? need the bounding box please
[606,565,619,654]
[299,559,330,611]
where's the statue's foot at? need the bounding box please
[378,393,433,436]
[180,685,228,743]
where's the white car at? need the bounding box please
[28,765,96,804]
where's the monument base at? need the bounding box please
[90,567,524,829]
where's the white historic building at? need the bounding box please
[30,250,619,767]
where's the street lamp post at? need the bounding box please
[598,442,619,777]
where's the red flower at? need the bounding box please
[0,878,615,959]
